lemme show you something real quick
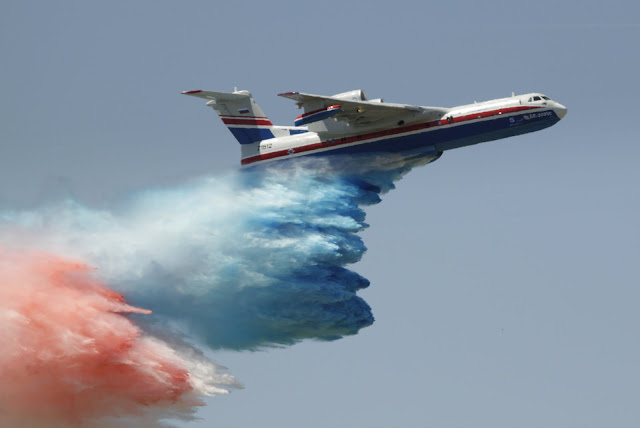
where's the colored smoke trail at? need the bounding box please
[0,153,429,425]
[0,155,424,349]
[0,155,427,350]
[0,249,239,428]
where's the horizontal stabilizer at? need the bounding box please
[182,90,250,102]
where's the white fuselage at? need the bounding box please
[239,93,566,166]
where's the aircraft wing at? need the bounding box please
[278,91,448,127]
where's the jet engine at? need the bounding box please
[331,89,367,101]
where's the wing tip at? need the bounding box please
[278,91,300,99]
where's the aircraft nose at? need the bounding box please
[554,102,567,119]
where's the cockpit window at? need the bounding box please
[528,95,551,102]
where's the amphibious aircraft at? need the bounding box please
[182,88,567,166]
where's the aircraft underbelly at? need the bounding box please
[242,109,560,165]
[433,111,561,151]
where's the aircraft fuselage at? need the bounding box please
[182,89,566,166]
[239,94,566,166]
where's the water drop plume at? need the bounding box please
[0,249,239,428]
[0,153,430,350]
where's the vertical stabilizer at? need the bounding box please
[182,89,275,144]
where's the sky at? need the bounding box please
[1,0,639,427]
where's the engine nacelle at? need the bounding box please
[294,105,342,127]
[331,89,367,101]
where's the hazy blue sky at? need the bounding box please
[2,1,639,427]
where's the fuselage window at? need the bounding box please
[533,96,542,101]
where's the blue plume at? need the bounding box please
[0,153,430,350]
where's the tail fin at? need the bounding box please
[182,89,275,144]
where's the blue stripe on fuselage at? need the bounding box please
[309,110,560,157]
[229,128,275,144]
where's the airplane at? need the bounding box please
[182,88,567,166]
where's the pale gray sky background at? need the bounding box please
[2,1,639,427]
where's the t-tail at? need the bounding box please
[182,89,277,145]
[182,89,307,145]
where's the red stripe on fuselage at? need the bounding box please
[221,118,274,126]
[241,105,542,165]
[219,115,269,119]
